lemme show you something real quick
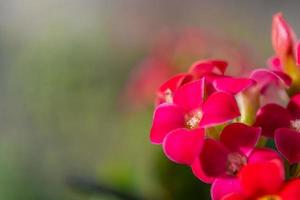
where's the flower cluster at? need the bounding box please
[149,13,300,200]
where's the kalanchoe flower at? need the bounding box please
[150,78,241,165]
[191,123,261,184]
[210,148,282,200]
[221,159,300,200]
[150,79,239,139]
[254,93,300,164]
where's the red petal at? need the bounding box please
[173,79,205,111]
[275,128,300,164]
[200,92,240,128]
[198,138,229,178]
[150,103,185,144]
[211,177,242,200]
[254,103,292,137]
[189,59,228,78]
[220,123,261,156]
[158,73,192,93]
[280,179,300,200]
[162,128,204,165]
[287,93,300,119]
[272,12,295,58]
[210,60,228,74]
[250,69,292,91]
[156,73,193,105]
[238,159,285,198]
[191,157,215,183]
[213,77,256,95]
[248,148,282,164]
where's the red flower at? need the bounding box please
[221,159,300,200]
[191,123,261,184]
[210,148,282,200]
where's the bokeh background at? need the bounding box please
[0,0,299,199]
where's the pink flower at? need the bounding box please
[255,93,300,164]
[150,79,241,165]
[221,159,300,200]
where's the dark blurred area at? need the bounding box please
[0,0,299,199]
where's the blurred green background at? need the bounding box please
[0,0,299,199]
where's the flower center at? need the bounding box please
[185,110,202,129]
[226,152,247,176]
[291,119,300,132]
[164,89,173,103]
[258,195,281,200]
